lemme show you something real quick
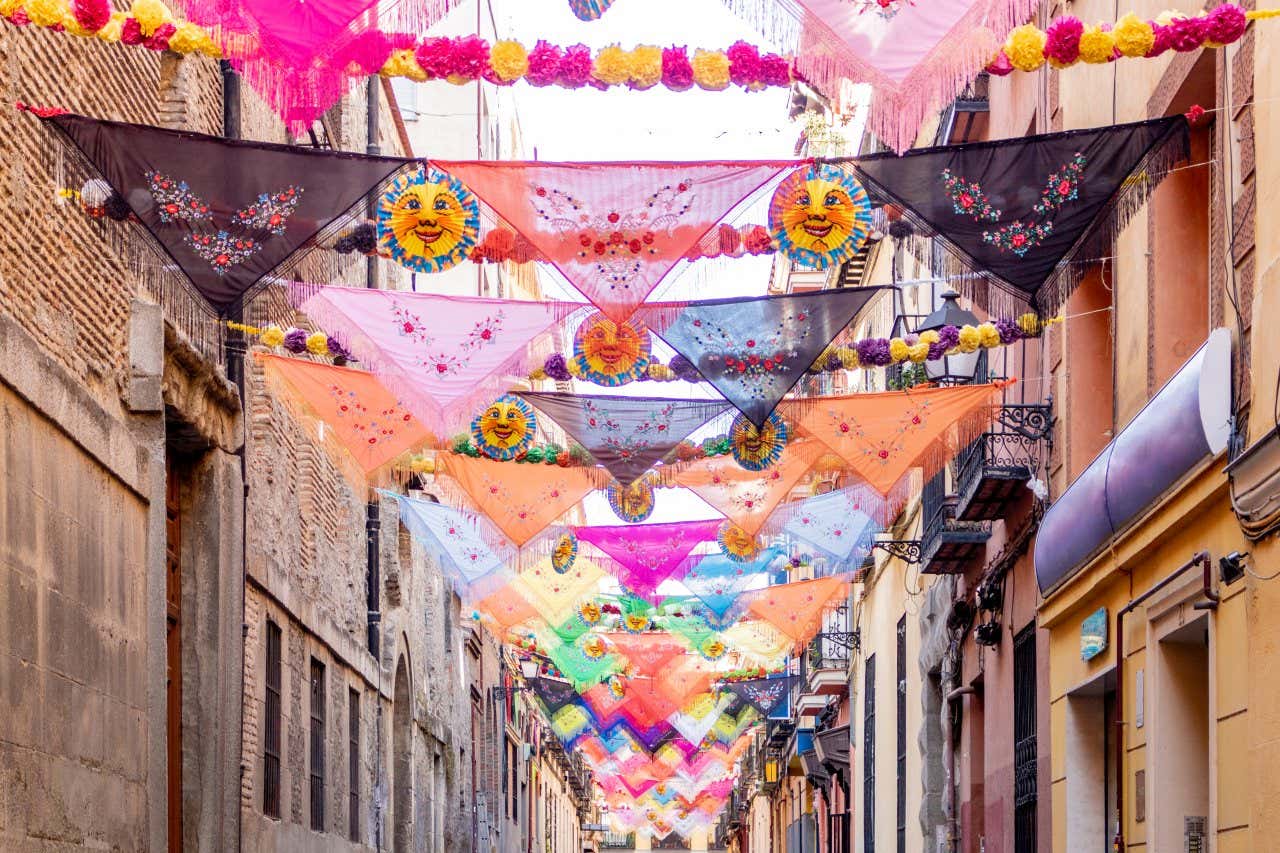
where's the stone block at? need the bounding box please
[40,672,104,769]
[1,567,38,662]
[0,652,40,749]
[126,299,164,414]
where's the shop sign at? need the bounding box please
[1080,607,1108,661]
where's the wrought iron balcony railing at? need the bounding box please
[955,402,1053,521]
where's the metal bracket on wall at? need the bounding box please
[870,540,923,564]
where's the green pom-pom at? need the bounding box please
[525,447,544,464]
[451,433,473,453]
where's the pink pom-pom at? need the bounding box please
[526,40,562,87]
[985,49,1014,76]
[1044,15,1083,65]
[557,43,593,88]
[1206,4,1247,45]
[452,34,490,80]
[758,53,791,87]
[72,0,110,32]
[1145,22,1173,57]
[662,46,694,91]
[120,17,144,45]
[725,40,761,87]
[743,225,773,255]
[143,21,175,50]
[387,32,417,51]
[8,7,30,24]
[414,36,456,79]
[1168,15,1208,51]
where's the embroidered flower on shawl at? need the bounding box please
[186,231,258,275]
[147,170,211,222]
[233,186,301,235]
[326,384,413,447]
[941,153,1089,257]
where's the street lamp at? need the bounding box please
[519,656,540,680]
[918,289,981,384]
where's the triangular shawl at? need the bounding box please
[745,576,851,645]
[531,676,581,715]
[258,354,431,474]
[605,633,689,677]
[783,382,1004,497]
[639,287,881,427]
[681,548,783,618]
[38,112,408,314]
[474,587,539,637]
[725,675,799,718]
[438,454,599,547]
[674,441,823,536]
[852,115,1189,312]
[292,285,582,434]
[670,694,734,747]
[511,558,606,626]
[428,159,797,321]
[719,0,1036,154]
[519,392,732,485]
[781,488,880,563]
[576,520,723,600]
[657,662,716,708]
[389,493,508,591]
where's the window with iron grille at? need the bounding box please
[348,688,359,842]
[863,654,876,853]
[1013,624,1038,853]
[896,616,907,853]
[310,657,326,832]
[263,621,282,819]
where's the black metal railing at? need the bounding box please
[955,403,1053,515]
[808,630,856,671]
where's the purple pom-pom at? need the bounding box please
[669,355,703,382]
[856,337,892,367]
[995,318,1022,345]
[544,353,572,382]
[283,328,308,354]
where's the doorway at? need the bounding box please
[393,655,412,851]
[1063,670,1117,852]
[1151,619,1210,853]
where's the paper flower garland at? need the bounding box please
[377,169,480,273]
[729,411,788,471]
[470,395,537,460]
[571,312,652,386]
[607,477,656,523]
[768,163,873,270]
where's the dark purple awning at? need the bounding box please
[1034,329,1232,594]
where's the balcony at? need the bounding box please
[939,72,990,144]
[919,467,991,574]
[955,403,1053,521]
[804,629,854,696]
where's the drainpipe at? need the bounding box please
[219,57,248,853]
[1112,551,1212,853]
[365,77,381,293]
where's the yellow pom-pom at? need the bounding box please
[528,367,548,381]
[260,325,286,349]
[1154,10,1182,26]
[977,322,1002,349]
[837,347,860,370]
[918,329,940,346]
[409,454,435,475]
[490,40,529,82]
[811,347,835,371]
[382,48,427,82]
[1078,25,1116,64]
[25,0,67,28]
[907,342,931,363]
[1016,313,1042,336]
[96,10,124,40]
[167,21,207,54]
[629,45,663,90]
[888,338,910,363]
[692,49,731,91]
[567,359,583,378]
[0,0,23,16]
[592,44,632,87]
[1113,13,1155,58]
[62,12,93,36]
[957,325,981,353]
[647,363,676,381]
[130,0,171,36]
[1006,24,1047,72]
[305,332,329,356]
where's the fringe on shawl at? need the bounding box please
[855,118,1191,317]
[289,283,589,437]
[720,0,1040,153]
